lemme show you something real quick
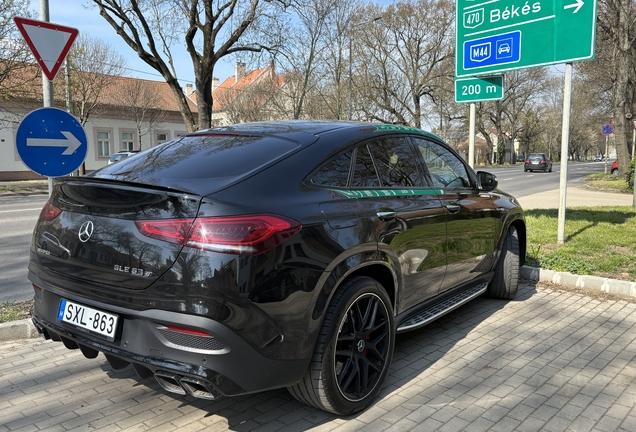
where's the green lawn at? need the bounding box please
[525,206,636,281]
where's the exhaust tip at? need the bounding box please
[154,372,186,395]
[180,378,219,400]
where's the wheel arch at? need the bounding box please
[504,214,526,267]
[310,249,399,333]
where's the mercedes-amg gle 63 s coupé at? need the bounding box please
[29,121,525,415]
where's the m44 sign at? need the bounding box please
[455,0,597,77]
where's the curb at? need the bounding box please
[520,265,636,298]
[0,318,39,341]
[2,266,635,343]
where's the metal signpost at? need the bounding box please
[454,75,504,103]
[601,123,614,174]
[455,0,598,243]
[16,108,87,177]
[455,0,597,77]
[14,13,80,192]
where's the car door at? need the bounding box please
[349,136,448,313]
[411,136,499,294]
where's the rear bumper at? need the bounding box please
[31,285,309,397]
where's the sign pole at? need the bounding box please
[604,135,609,174]
[557,63,573,244]
[632,121,636,208]
[468,103,475,168]
[38,0,53,195]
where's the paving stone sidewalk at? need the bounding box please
[2,283,636,432]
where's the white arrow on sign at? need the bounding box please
[564,0,584,13]
[27,131,82,155]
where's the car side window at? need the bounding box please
[352,144,380,187]
[367,137,423,187]
[412,137,471,189]
[310,149,353,187]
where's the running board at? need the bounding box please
[396,282,488,333]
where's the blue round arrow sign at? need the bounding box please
[16,107,87,177]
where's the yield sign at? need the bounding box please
[13,17,78,81]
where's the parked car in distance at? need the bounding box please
[517,154,525,162]
[524,153,552,172]
[29,120,526,415]
[108,150,138,164]
[611,159,619,175]
[594,155,603,162]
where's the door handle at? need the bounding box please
[377,211,396,220]
[446,203,460,213]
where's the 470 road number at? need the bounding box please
[58,299,119,340]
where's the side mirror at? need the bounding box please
[476,171,498,191]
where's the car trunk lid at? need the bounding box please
[33,178,201,290]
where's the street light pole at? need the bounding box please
[348,16,382,121]
[348,36,352,120]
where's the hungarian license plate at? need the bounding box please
[57,299,119,340]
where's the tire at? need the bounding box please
[548,166,552,172]
[524,169,527,172]
[288,276,394,415]
[487,226,520,299]
[612,168,619,176]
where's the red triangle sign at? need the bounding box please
[14,17,79,82]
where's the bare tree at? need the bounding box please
[64,34,127,126]
[91,0,285,132]
[357,0,454,128]
[269,0,335,119]
[595,0,636,175]
[117,78,167,149]
[0,0,39,128]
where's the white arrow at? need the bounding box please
[27,131,82,155]
[564,0,584,13]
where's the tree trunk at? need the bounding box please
[613,0,632,175]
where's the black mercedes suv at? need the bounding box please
[29,120,526,415]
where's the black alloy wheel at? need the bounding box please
[288,276,394,415]
[334,292,391,402]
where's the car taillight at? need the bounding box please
[38,201,61,222]
[135,219,194,245]
[135,214,301,255]
[540,160,546,164]
[525,159,529,164]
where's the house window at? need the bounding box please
[97,131,111,157]
[156,132,168,146]
[122,132,134,151]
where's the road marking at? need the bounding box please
[0,207,43,214]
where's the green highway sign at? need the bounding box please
[455,75,504,103]
[455,0,597,77]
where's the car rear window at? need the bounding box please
[528,155,544,161]
[95,135,298,180]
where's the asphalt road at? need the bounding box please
[482,161,608,198]
[0,195,48,302]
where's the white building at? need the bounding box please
[0,65,197,180]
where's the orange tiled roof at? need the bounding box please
[207,67,268,111]
[1,61,196,113]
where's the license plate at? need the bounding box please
[57,299,119,340]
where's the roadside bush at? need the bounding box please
[627,158,635,190]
